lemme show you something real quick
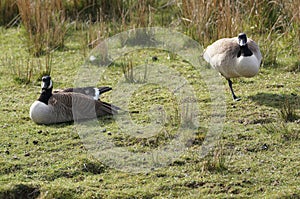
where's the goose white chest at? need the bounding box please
[30,101,54,124]
[235,55,260,78]
[219,55,260,79]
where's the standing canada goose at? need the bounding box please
[203,33,262,101]
[30,76,118,124]
[53,86,112,100]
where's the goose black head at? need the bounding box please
[41,76,52,90]
[37,76,53,104]
[238,33,247,47]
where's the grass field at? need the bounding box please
[0,0,300,199]
[0,16,300,199]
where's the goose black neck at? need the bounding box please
[237,44,253,58]
[38,88,52,105]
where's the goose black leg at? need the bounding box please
[227,79,241,101]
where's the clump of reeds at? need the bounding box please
[202,144,227,173]
[262,123,299,142]
[3,0,298,70]
[1,53,52,84]
[0,0,19,27]
[180,0,300,67]
[121,59,148,83]
[279,98,299,122]
[181,0,241,47]
[17,0,68,56]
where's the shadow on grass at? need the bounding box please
[0,184,40,199]
[249,93,299,109]
[38,115,116,127]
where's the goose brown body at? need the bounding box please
[30,76,118,125]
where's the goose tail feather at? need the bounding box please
[98,87,112,94]
[97,101,120,116]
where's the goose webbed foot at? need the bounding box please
[233,96,241,101]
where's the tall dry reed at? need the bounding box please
[181,0,242,46]
[3,0,298,67]
[0,0,19,27]
[17,0,68,56]
[180,0,300,67]
[78,0,160,50]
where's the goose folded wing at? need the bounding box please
[50,93,99,121]
[247,39,262,62]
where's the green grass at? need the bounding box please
[0,27,300,198]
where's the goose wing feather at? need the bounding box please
[203,38,240,67]
[48,92,115,123]
[247,39,262,64]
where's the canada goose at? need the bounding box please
[203,33,262,101]
[30,76,118,124]
[54,86,112,100]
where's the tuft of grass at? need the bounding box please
[181,98,197,128]
[121,59,147,83]
[123,28,157,47]
[202,144,227,173]
[1,53,52,84]
[122,59,135,83]
[279,98,299,122]
[2,55,33,84]
[287,60,300,73]
[81,158,107,175]
[262,123,299,142]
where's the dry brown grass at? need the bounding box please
[180,0,299,42]
[181,0,242,46]
[77,0,160,52]
[17,0,68,56]
[0,0,19,27]
[180,0,300,67]
[1,0,298,66]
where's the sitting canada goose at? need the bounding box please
[54,86,112,100]
[30,76,118,124]
[203,33,262,101]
